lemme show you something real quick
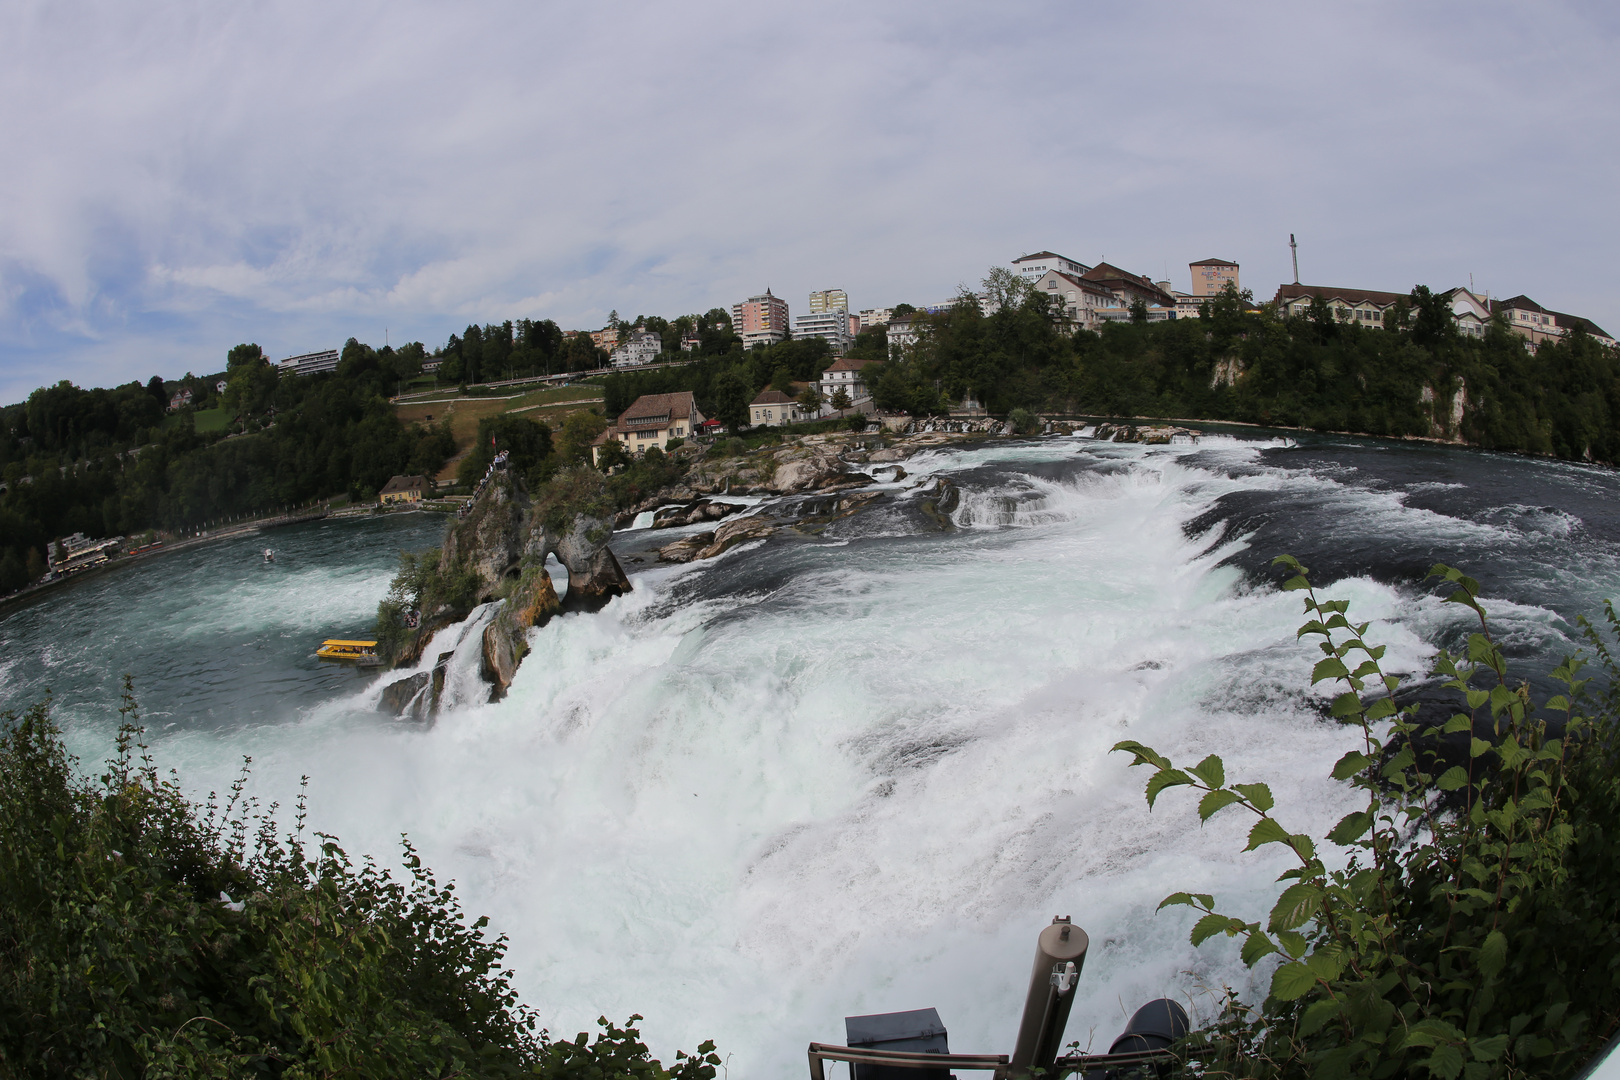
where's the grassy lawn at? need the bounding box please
[395,386,606,457]
[192,407,231,434]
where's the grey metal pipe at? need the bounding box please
[1006,916,1089,1077]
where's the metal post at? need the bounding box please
[1006,917,1089,1078]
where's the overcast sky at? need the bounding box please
[2,1,1617,403]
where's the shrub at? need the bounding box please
[1007,407,1039,434]
[0,682,721,1078]
[1116,559,1620,1079]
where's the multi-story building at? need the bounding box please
[887,316,919,353]
[731,289,791,349]
[277,348,340,377]
[591,392,706,464]
[749,389,814,427]
[1013,251,1091,282]
[1491,295,1615,348]
[1082,263,1178,308]
[1189,258,1240,297]
[793,310,854,354]
[589,328,620,354]
[858,308,894,330]
[816,357,881,405]
[1273,284,1405,326]
[610,330,662,368]
[1029,269,1122,328]
[808,289,848,314]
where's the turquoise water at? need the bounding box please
[0,513,448,735]
[4,434,1620,1076]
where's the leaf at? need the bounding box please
[1471,1034,1509,1062]
[1282,574,1311,592]
[1275,929,1308,958]
[1329,692,1363,717]
[1157,892,1198,911]
[1437,766,1470,791]
[1245,817,1291,851]
[1269,882,1323,932]
[1110,740,1169,769]
[1305,947,1346,982]
[1269,961,1318,1002]
[1198,788,1242,822]
[1326,811,1371,846]
[1241,930,1278,967]
[1234,783,1274,812]
[1477,930,1507,979]
[1426,1044,1465,1080]
[1331,751,1373,781]
[1442,713,1472,734]
[1190,912,1238,946]
[1312,657,1350,684]
[1188,754,1226,789]
[1145,769,1194,808]
[1470,738,1491,759]
[1298,997,1343,1036]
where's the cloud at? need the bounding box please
[1,0,1618,401]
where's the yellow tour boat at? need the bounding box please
[316,639,381,666]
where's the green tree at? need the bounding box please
[710,369,752,431]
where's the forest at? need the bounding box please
[0,339,453,594]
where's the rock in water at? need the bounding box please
[378,671,430,717]
[481,620,519,701]
[697,514,778,559]
[440,470,528,604]
[658,532,715,563]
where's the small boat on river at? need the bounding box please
[316,639,381,666]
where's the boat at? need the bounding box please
[316,639,381,666]
[263,548,275,563]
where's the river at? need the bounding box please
[2,430,1615,1075]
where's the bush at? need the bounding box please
[0,683,721,1078]
[1117,559,1620,1079]
[1007,407,1038,434]
[846,414,868,432]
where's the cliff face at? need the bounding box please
[379,464,628,716]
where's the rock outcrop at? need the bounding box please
[378,464,632,716]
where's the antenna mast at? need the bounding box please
[1290,234,1299,285]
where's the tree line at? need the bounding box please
[0,339,452,594]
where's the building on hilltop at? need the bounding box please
[610,330,662,368]
[589,328,620,354]
[277,349,340,377]
[857,308,894,330]
[1273,284,1406,327]
[1082,263,1178,309]
[749,389,813,427]
[808,288,848,313]
[1028,269,1123,328]
[1189,258,1240,297]
[731,289,791,349]
[816,356,882,406]
[591,392,706,465]
[1013,251,1091,282]
[1492,295,1615,349]
[793,309,855,354]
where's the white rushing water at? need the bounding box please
[41,434,1610,1076]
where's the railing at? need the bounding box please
[806,1042,1182,1079]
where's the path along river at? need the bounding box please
[4,430,1617,1075]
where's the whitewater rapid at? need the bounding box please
[10,433,1617,1076]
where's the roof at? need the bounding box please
[751,389,796,405]
[620,392,697,424]
[321,639,378,647]
[824,356,881,372]
[1082,263,1177,304]
[1491,294,1547,314]
[1040,269,1116,296]
[1190,258,1238,267]
[380,474,430,494]
[1013,250,1083,264]
[1274,283,1406,307]
[1554,311,1613,339]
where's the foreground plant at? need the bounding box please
[1114,559,1620,1079]
[0,678,720,1079]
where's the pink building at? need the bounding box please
[731,289,791,349]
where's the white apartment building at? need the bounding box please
[816,357,880,405]
[610,330,662,368]
[858,308,894,329]
[278,348,340,376]
[1013,251,1091,282]
[887,316,919,352]
[793,310,854,354]
[749,389,814,427]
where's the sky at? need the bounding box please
[2,0,1618,404]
